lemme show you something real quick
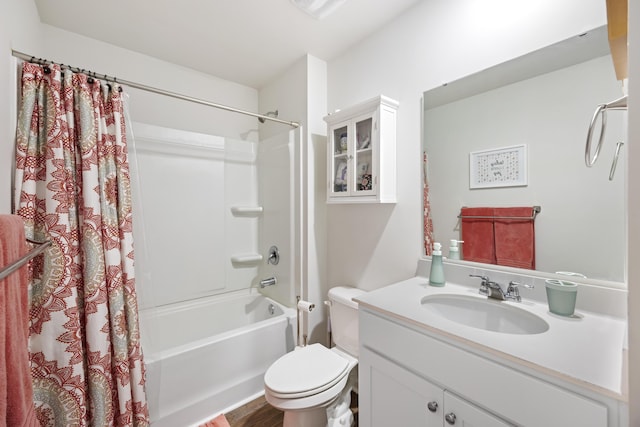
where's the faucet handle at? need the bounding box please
[506,281,533,302]
[470,275,492,297]
[508,281,534,290]
[469,274,489,283]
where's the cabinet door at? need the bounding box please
[352,114,375,196]
[362,349,442,427]
[443,391,513,427]
[329,123,351,197]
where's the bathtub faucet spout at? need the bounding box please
[259,277,277,288]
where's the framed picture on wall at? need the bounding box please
[469,144,527,189]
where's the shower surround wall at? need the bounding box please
[131,122,259,307]
[257,130,299,307]
[130,122,298,425]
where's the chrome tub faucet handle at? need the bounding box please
[259,277,277,288]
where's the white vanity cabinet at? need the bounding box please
[362,348,511,426]
[323,95,398,203]
[359,308,616,427]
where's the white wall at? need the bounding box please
[35,24,258,140]
[326,0,607,290]
[304,55,329,345]
[259,54,329,345]
[0,0,42,214]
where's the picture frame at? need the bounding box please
[469,144,527,189]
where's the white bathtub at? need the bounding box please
[141,290,296,427]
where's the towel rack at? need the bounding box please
[0,239,52,281]
[585,95,627,180]
[458,206,541,220]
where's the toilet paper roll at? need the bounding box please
[297,300,315,312]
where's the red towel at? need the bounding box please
[0,215,40,427]
[461,207,496,264]
[494,207,536,270]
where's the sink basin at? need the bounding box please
[421,294,549,335]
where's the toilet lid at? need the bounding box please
[264,344,350,397]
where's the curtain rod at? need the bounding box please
[12,50,300,128]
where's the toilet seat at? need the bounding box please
[264,344,350,399]
[265,372,350,412]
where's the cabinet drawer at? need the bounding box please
[360,309,608,427]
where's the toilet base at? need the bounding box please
[280,384,355,427]
[327,384,354,427]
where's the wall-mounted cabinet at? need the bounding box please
[324,95,398,204]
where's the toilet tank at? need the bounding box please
[328,286,366,357]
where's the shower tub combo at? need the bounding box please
[130,124,299,426]
[141,290,296,427]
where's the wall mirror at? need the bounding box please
[422,26,626,283]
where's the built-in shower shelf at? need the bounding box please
[230,254,263,265]
[230,206,264,216]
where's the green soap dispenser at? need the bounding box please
[429,242,445,287]
[448,239,464,260]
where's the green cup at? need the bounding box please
[545,279,578,316]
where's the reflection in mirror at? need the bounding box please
[422,26,625,282]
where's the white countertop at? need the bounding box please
[356,276,627,399]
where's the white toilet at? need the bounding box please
[264,286,365,427]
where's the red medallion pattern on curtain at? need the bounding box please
[14,62,149,426]
[423,151,434,255]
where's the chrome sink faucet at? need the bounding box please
[469,275,533,302]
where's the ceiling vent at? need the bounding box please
[290,0,348,19]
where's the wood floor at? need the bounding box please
[225,392,359,427]
[225,396,283,427]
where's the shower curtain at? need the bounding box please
[14,62,149,426]
[423,151,434,255]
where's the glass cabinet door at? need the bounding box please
[354,116,373,194]
[331,125,349,195]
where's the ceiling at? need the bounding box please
[34,0,422,89]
